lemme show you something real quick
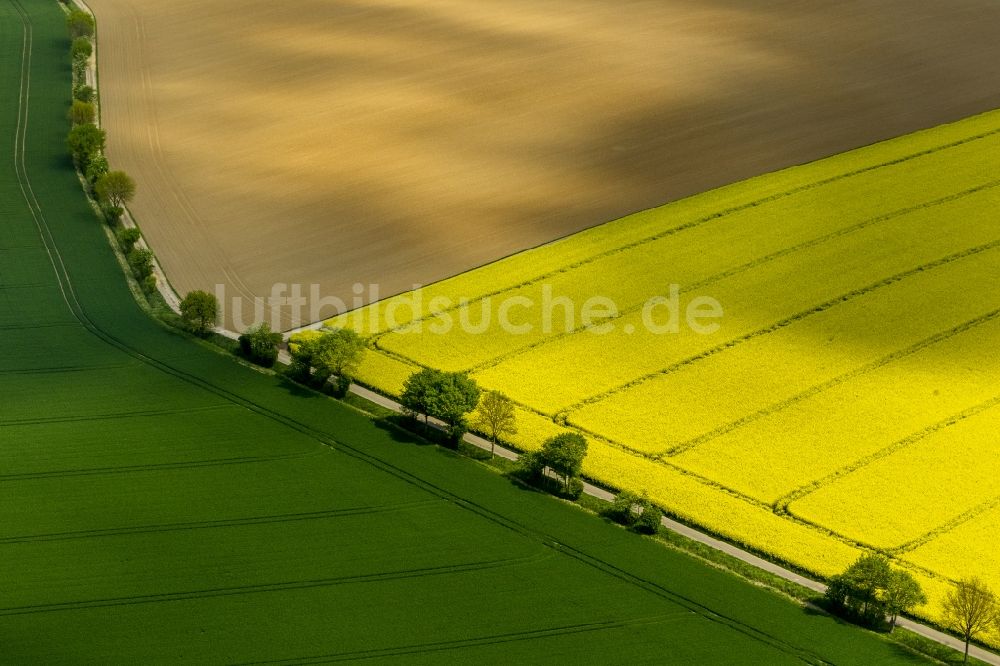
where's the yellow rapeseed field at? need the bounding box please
[332,109,1000,638]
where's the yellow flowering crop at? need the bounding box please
[570,247,1000,454]
[330,109,1000,639]
[790,406,1000,550]
[673,316,1000,502]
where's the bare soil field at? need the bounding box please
[89,0,1000,329]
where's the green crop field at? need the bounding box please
[0,0,942,663]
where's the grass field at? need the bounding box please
[0,1,936,662]
[331,103,1000,638]
[87,0,1000,328]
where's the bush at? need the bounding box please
[606,491,660,533]
[66,10,95,39]
[116,227,142,253]
[607,490,642,526]
[127,248,154,279]
[516,450,545,483]
[74,85,95,103]
[238,322,282,368]
[85,154,108,185]
[563,477,584,500]
[68,100,95,126]
[71,37,92,63]
[103,206,124,225]
[634,500,662,534]
[142,274,158,294]
[333,373,352,398]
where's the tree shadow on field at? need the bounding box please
[801,604,943,664]
[372,415,437,449]
[276,375,324,400]
[53,150,75,172]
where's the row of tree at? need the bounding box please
[64,7,148,295]
[826,554,1000,663]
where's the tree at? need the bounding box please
[95,171,136,210]
[239,322,283,367]
[942,577,998,664]
[66,9,95,39]
[180,290,218,335]
[400,369,480,443]
[883,569,926,632]
[312,328,366,395]
[71,37,92,63]
[472,390,516,458]
[400,368,441,425]
[537,433,588,492]
[427,372,480,443]
[287,330,322,381]
[287,328,365,394]
[824,554,892,627]
[66,123,105,162]
[68,100,95,126]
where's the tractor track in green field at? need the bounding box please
[0,320,79,331]
[236,613,695,665]
[4,4,834,662]
[0,552,556,617]
[0,448,321,482]
[0,402,232,426]
[0,499,443,544]
[0,362,134,374]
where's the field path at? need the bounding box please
[87,0,1000,330]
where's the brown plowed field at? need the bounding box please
[89,0,1000,329]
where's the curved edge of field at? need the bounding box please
[1,1,959,663]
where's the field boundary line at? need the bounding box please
[559,239,1000,417]
[777,395,1000,513]
[775,395,1000,543]
[663,307,1000,458]
[892,493,1000,556]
